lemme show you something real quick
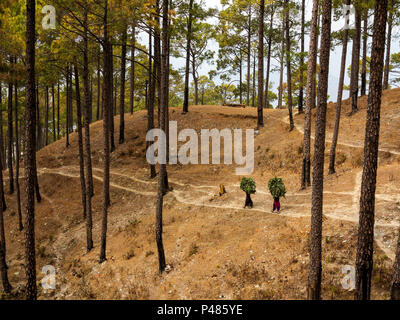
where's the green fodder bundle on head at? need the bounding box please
[268,177,286,198]
[240,177,256,194]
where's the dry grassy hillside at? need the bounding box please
[1,88,400,300]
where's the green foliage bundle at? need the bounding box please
[268,177,286,198]
[240,177,256,194]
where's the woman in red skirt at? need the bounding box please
[272,197,280,213]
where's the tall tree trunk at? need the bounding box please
[45,86,49,146]
[52,86,56,142]
[74,65,87,220]
[264,29,272,108]
[0,144,11,293]
[329,0,350,175]
[311,14,320,110]
[83,5,93,251]
[69,66,74,134]
[113,76,117,116]
[0,155,5,212]
[247,6,251,107]
[0,84,6,211]
[89,76,93,124]
[355,0,388,300]
[155,2,162,128]
[252,53,256,107]
[100,0,112,263]
[192,58,199,106]
[301,0,319,190]
[83,6,94,198]
[239,54,243,105]
[0,83,5,169]
[109,56,115,153]
[130,25,136,115]
[97,46,101,121]
[24,0,38,300]
[7,82,14,194]
[285,0,294,132]
[36,81,42,150]
[383,0,393,90]
[147,30,157,179]
[298,0,305,113]
[65,68,70,147]
[182,0,194,114]
[257,0,264,128]
[33,83,42,204]
[350,6,362,114]
[119,23,127,144]
[165,4,171,166]
[155,0,169,274]
[278,16,285,109]
[307,0,332,300]
[15,82,22,231]
[361,10,368,96]
[57,82,60,139]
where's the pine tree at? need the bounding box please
[354,0,388,300]
[100,0,112,263]
[329,0,351,175]
[349,4,362,115]
[257,0,264,128]
[74,64,87,220]
[24,0,38,300]
[183,0,194,114]
[14,80,22,231]
[119,23,127,144]
[284,0,294,131]
[307,0,332,300]
[301,0,319,190]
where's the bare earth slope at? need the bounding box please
[2,88,400,300]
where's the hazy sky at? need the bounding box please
[138,0,399,106]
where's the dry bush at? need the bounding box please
[123,249,135,260]
[372,255,392,291]
[379,151,392,161]
[188,243,199,257]
[252,287,276,300]
[350,150,364,168]
[336,152,347,166]
[127,282,150,299]
[226,261,269,285]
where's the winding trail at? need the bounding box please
[37,162,400,261]
[274,115,400,156]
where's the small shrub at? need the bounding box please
[297,143,304,155]
[351,150,363,168]
[328,285,338,299]
[325,236,330,244]
[123,249,135,260]
[129,218,141,228]
[188,243,199,257]
[37,246,46,258]
[145,250,154,257]
[336,152,347,166]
